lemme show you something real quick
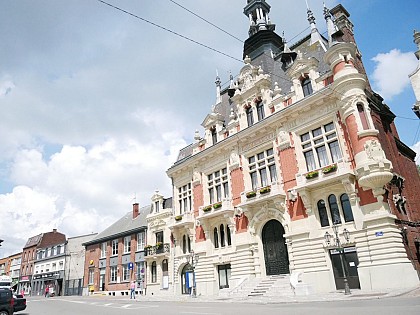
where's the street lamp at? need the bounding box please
[324,224,351,295]
[189,250,199,297]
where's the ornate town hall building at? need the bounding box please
[159,1,420,296]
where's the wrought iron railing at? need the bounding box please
[144,243,170,256]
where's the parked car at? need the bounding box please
[12,294,26,313]
[0,288,14,315]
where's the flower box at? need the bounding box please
[246,191,257,198]
[203,206,212,212]
[156,242,163,249]
[322,164,337,174]
[305,170,319,179]
[213,202,222,209]
[259,186,271,194]
[175,215,183,221]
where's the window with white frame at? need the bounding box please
[248,148,277,190]
[246,107,254,126]
[137,232,145,251]
[256,101,265,121]
[88,268,94,284]
[110,266,117,282]
[316,193,354,227]
[112,239,118,256]
[213,224,232,249]
[122,264,130,281]
[178,183,192,213]
[207,168,229,204]
[124,236,131,253]
[301,122,342,172]
[101,242,107,258]
[154,201,160,213]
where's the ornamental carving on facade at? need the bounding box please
[364,140,386,162]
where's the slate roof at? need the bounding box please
[84,204,150,246]
[23,233,43,249]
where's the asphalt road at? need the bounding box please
[21,294,420,315]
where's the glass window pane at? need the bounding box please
[317,200,330,227]
[341,194,354,222]
[301,133,310,142]
[260,168,268,187]
[312,127,322,137]
[316,145,329,167]
[324,122,334,132]
[328,194,341,224]
[304,150,316,171]
[250,172,258,190]
[329,140,342,162]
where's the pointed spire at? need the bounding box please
[306,0,327,51]
[215,70,222,104]
[324,2,337,47]
[244,0,275,36]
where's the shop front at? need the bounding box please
[32,271,64,296]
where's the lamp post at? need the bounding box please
[189,250,199,297]
[324,224,351,295]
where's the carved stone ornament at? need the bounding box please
[278,129,291,150]
[229,148,240,170]
[192,168,201,186]
[364,140,386,162]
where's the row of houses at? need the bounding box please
[0,230,96,296]
[82,1,420,298]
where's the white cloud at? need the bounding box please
[371,49,418,100]
[0,78,15,98]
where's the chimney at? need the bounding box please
[53,229,57,233]
[133,203,140,219]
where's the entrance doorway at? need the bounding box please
[262,219,289,275]
[180,264,193,294]
[329,247,360,290]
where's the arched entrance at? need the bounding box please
[180,263,193,294]
[262,219,289,275]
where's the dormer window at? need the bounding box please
[246,107,254,126]
[211,127,217,145]
[154,201,160,213]
[256,101,265,121]
[301,76,313,97]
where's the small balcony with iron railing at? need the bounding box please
[168,211,195,230]
[240,180,285,205]
[144,243,170,258]
[198,198,233,219]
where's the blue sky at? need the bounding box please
[0,0,419,257]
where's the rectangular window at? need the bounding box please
[110,266,117,282]
[112,239,118,256]
[154,201,160,213]
[89,269,94,284]
[122,264,130,282]
[301,122,342,172]
[136,262,145,280]
[256,102,265,121]
[178,183,192,214]
[246,108,254,126]
[124,236,131,254]
[137,232,145,251]
[248,148,277,189]
[101,242,107,258]
[207,168,229,204]
[156,231,164,244]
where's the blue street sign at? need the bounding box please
[375,231,384,237]
[128,262,134,270]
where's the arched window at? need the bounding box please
[256,102,265,121]
[162,259,168,277]
[214,228,219,248]
[211,127,217,145]
[227,226,232,246]
[302,76,313,97]
[317,200,329,227]
[246,107,254,126]
[151,261,157,283]
[357,104,369,130]
[182,235,187,254]
[220,224,225,247]
[340,194,354,222]
[187,236,191,253]
[328,194,341,224]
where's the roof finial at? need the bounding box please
[323,2,337,47]
[215,70,222,104]
[306,0,327,51]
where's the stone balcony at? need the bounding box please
[168,211,195,230]
[198,198,234,219]
[240,181,285,206]
[295,161,353,190]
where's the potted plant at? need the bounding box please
[156,242,163,249]
[246,191,256,198]
[203,205,212,212]
[259,186,271,194]
[322,164,337,174]
[175,215,183,221]
[213,202,222,209]
[305,170,319,179]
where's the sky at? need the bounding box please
[0,0,419,258]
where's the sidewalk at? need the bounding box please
[86,285,420,304]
